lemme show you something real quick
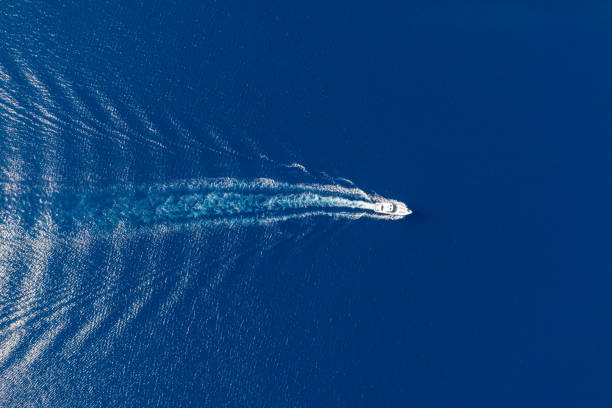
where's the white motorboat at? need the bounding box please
[373,201,412,217]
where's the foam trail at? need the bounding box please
[2,178,409,233]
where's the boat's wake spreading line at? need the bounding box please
[2,178,406,233]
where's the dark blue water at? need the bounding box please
[1,2,611,407]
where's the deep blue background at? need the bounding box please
[1,2,611,407]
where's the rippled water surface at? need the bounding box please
[0,2,418,406]
[3,2,612,407]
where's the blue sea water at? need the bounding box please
[1,2,612,407]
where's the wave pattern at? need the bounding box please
[0,13,410,403]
